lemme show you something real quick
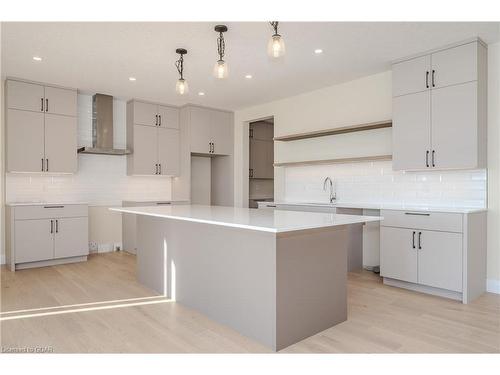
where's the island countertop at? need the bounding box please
[110,204,382,233]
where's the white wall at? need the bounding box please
[234,58,500,290]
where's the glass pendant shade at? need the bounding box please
[213,60,229,79]
[268,34,285,58]
[175,78,188,95]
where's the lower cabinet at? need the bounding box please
[379,209,485,303]
[6,204,89,271]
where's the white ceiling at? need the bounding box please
[2,22,499,110]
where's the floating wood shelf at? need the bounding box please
[274,154,392,167]
[273,120,392,142]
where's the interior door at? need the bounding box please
[7,80,45,112]
[190,107,211,154]
[431,81,478,169]
[380,226,418,283]
[158,105,180,129]
[211,110,232,155]
[133,101,158,127]
[44,114,77,173]
[417,230,462,292]
[392,55,431,97]
[15,219,54,263]
[44,86,77,116]
[392,91,432,170]
[431,42,477,89]
[54,217,89,259]
[158,128,180,176]
[132,124,158,175]
[7,109,45,172]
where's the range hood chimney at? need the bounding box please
[78,94,131,155]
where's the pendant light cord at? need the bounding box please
[217,32,225,60]
[175,54,184,79]
[270,21,279,36]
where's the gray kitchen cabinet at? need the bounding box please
[250,121,274,141]
[14,219,55,264]
[6,204,89,271]
[379,209,486,303]
[380,226,418,283]
[54,217,89,259]
[189,106,233,155]
[6,79,78,173]
[249,138,274,179]
[44,114,78,173]
[127,100,181,176]
[6,109,45,173]
[391,39,486,171]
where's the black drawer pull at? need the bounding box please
[44,205,65,209]
[404,212,430,216]
[267,204,276,208]
[156,202,172,205]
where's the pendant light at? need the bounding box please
[175,48,189,95]
[267,21,285,58]
[213,25,229,79]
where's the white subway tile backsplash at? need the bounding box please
[281,161,487,208]
[6,95,172,206]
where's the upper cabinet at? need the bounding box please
[6,79,77,173]
[392,39,487,171]
[189,106,233,155]
[126,100,180,176]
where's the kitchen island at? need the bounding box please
[110,204,381,351]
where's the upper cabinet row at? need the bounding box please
[188,106,233,155]
[6,80,77,173]
[392,40,487,171]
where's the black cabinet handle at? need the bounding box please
[155,164,158,174]
[432,150,435,167]
[46,98,48,112]
[41,98,44,112]
[212,142,215,154]
[55,219,59,233]
[425,71,429,89]
[426,150,429,167]
[158,115,161,126]
[431,70,435,87]
[159,163,162,175]
[249,169,253,178]
[46,159,49,172]
[50,220,53,234]
[418,232,422,249]
[412,231,416,249]
[44,205,64,209]
[405,212,430,216]
[41,158,45,172]
[156,202,171,205]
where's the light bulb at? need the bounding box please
[267,34,285,58]
[175,78,188,95]
[213,60,229,79]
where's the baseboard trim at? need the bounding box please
[486,279,500,294]
[383,277,462,302]
[15,256,88,270]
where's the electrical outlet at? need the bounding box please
[89,241,98,252]
[114,243,122,252]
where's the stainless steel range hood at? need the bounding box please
[78,94,131,155]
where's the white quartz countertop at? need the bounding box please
[7,202,88,207]
[262,201,486,214]
[110,204,382,233]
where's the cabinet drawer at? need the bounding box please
[380,209,462,233]
[14,204,88,220]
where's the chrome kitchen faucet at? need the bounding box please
[323,177,336,203]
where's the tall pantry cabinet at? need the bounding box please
[392,39,487,171]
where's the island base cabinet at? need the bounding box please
[14,219,54,264]
[380,227,418,283]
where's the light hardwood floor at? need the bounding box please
[1,252,499,353]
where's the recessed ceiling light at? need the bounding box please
[314,49,323,54]
[198,92,205,96]
[33,56,42,61]
[129,77,136,81]
[245,74,252,79]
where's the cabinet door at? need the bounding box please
[251,122,274,140]
[133,101,158,127]
[158,128,180,176]
[7,80,45,112]
[132,125,158,175]
[211,110,233,155]
[431,42,477,89]
[250,139,273,179]
[44,114,77,173]
[431,81,478,169]
[190,107,212,154]
[392,91,431,170]
[380,227,418,283]
[15,219,54,263]
[158,105,179,129]
[54,217,89,259]
[392,55,431,97]
[7,109,45,172]
[44,86,77,116]
[417,230,462,292]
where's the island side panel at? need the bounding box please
[165,220,278,350]
[136,216,169,295]
[275,226,348,351]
